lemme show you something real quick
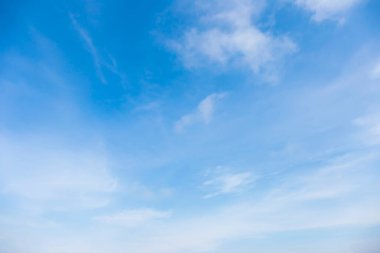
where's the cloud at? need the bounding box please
[10,137,371,253]
[270,152,374,202]
[94,208,172,228]
[3,151,379,253]
[202,166,256,198]
[353,114,380,146]
[136,152,380,253]
[0,47,120,212]
[174,92,227,132]
[294,0,363,22]
[70,13,107,84]
[370,60,380,79]
[0,134,118,211]
[69,13,126,85]
[169,0,296,80]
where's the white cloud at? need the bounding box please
[294,0,363,22]
[370,60,380,79]
[174,92,226,132]
[137,153,380,253]
[270,152,373,202]
[2,149,379,253]
[0,134,118,211]
[94,208,172,228]
[169,0,296,79]
[353,114,380,146]
[69,13,126,85]
[70,13,107,84]
[202,167,256,198]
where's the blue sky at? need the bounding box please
[1,0,380,252]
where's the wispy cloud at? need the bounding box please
[0,134,118,212]
[269,152,374,202]
[70,13,107,84]
[169,0,296,80]
[137,152,380,253]
[174,92,227,132]
[353,114,380,146]
[3,151,379,253]
[69,13,127,85]
[370,59,380,79]
[202,166,256,198]
[294,0,363,22]
[94,208,172,228]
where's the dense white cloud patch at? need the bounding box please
[294,0,363,22]
[170,0,296,79]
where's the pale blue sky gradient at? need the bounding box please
[1,0,380,253]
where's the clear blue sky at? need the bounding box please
[1,0,380,252]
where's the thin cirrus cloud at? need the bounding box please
[353,114,380,146]
[202,167,256,198]
[220,154,375,248]
[69,13,107,84]
[293,0,363,22]
[69,13,126,85]
[370,59,380,79]
[94,208,172,228]
[169,0,296,80]
[0,134,118,211]
[0,46,119,211]
[121,152,380,253]
[3,149,379,253]
[174,92,227,132]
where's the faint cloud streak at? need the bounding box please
[94,208,172,228]
[202,166,256,198]
[174,92,227,132]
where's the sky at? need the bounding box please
[1,0,380,252]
